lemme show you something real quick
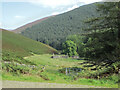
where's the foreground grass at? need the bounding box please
[2,54,118,88]
[2,72,118,88]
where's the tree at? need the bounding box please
[84,2,120,65]
[62,40,78,57]
[66,34,86,57]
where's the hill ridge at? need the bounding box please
[14,3,101,50]
[12,15,55,33]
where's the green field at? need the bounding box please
[2,54,118,88]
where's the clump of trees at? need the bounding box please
[63,2,120,76]
[80,2,120,76]
[62,40,78,57]
[65,34,86,57]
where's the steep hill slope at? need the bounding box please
[2,29,57,76]
[2,29,57,57]
[12,15,55,33]
[17,3,101,49]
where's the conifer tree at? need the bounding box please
[84,2,120,64]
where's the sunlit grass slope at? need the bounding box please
[2,29,58,57]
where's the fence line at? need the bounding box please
[65,67,82,75]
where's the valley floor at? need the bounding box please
[2,54,118,88]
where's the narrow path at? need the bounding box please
[2,80,105,88]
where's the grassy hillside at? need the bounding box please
[2,29,57,77]
[19,3,101,49]
[2,29,57,57]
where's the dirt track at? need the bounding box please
[2,80,105,88]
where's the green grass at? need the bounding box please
[73,77,118,88]
[2,71,118,88]
[2,54,118,88]
[2,29,58,57]
[24,54,80,66]
[2,71,44,82]
[1,29,58,82]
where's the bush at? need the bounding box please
[62,40,78,57]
